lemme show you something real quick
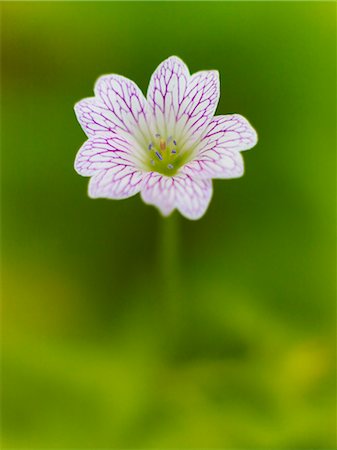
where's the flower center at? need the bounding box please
[146,134,191,176]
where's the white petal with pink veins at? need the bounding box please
[147,56,219,148]
[88,165,144,199]
[182,113,257,179]
[199,114,258,153]
[75,75,152,146]
[183,147,244,179]
[74,136,143,176]
[176,70,219,149]
[147,56,190,137]
[74,98,116,138]
[141,172,213,220]
[94,74,152,144]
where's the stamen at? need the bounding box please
[146,135,179,174]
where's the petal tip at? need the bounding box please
[168,55,187,64]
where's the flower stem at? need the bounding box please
[158,212,181,336]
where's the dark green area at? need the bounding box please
[1,2,336,448]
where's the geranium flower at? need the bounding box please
[74,56,257,220]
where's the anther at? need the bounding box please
[171,149,176,154]
[148,143,153,150]
[173,140,177,146]
[151,160,155,166]
[168,164,174,170]
[155,133,160,138]
[155,151,163,161]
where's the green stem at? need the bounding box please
[158,212,181,334]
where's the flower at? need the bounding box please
[74,56,257,220]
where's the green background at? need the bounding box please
[1,2,336,448]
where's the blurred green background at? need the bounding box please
[1,2,336,449]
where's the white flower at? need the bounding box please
[74,56,257,220]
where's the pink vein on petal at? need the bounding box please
[141,172,212,220]
[74,135,141,176]
[147,56,219,147]
[89,164,144,199]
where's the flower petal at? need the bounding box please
[200,114,258,152]
[183,114,257,179]
[141,172,212,220]
[88,164,144,199]
[177,70,220,149]
[147,56,219,147]
[75,75,151,144]
[74,97,114,138]
[74,136,140,176]
[94,74,151,142]
[183,148,244,180]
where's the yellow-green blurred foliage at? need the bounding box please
[1,2,336,448]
